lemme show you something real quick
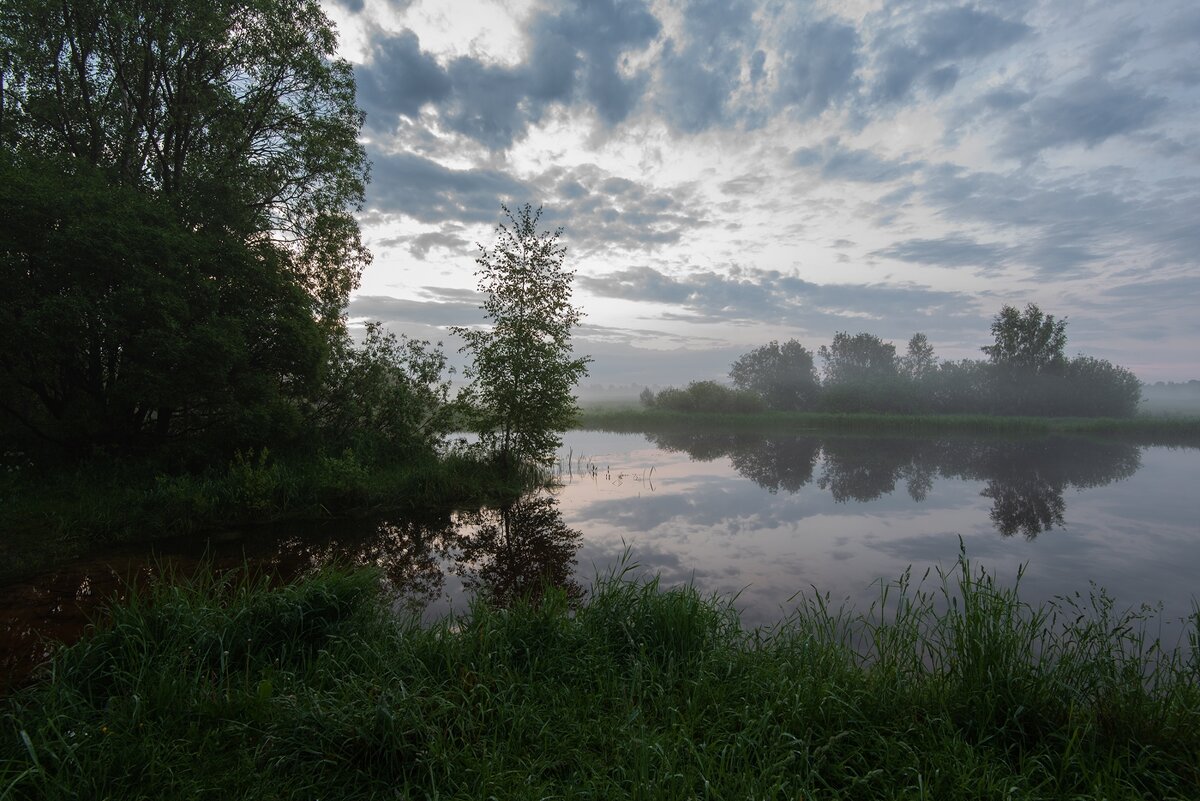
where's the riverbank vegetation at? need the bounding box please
[580,407,1200,446]
[2,555,1197,799]
[0,0,589,575]
[645,304,1145,419]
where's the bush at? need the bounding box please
[654,381,765,413]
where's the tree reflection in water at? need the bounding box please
[262,496,585,611]
[454,497,584,606]
[648,431,1141,539]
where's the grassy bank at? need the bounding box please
[0,447,533,583]
[3,558,1197,799]
[578,407,1200,445]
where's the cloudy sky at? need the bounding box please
[326,0,1200,387]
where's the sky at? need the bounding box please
[324,0,1200,387]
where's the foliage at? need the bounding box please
[638,387,656,408]
[982,303,1067,374]
[818,331,899,385]
[2,557,1198,799]
[900,332,937,380]
[653,381,765,413]
[729,339,820,410]
[309,323,455,462]
[452,205,590,468]
[0,157,325,458]
[0,0,369,318]
[694,309,1144,418]
[0,0,369,460]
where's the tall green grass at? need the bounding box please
[3,553,1197,799]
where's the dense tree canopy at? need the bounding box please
[982,304,1067,374]
[730,339,820,411]
[0,0,370,457]
[0,0,369,315]
[0,157,325,455]
[818,332,898,385]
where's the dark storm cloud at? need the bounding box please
[578,265,977,335]
[354,0,660,149]
[996,77,1166,159]
[869,6,1031,104]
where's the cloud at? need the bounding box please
[914,162,1200,276]
[578,265,978,337]
[364,156,707,253]
[367,152,532,223]
[869,6,1031,105]
[347,294,485,328]
[792,139,922,184]
[873,236,1016,271]
[775,17,862,119]
[997,77,1167,159]
[353,0,661,149]
[406,229,470,260]
[357,30,452,131]
[654,0,759,132]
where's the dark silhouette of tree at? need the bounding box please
[0,0,369,457]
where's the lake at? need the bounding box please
[2,429,1198,689]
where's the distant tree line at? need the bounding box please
[642,305,1142,418]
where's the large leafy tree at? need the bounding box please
[729,339,820,410]
[0,0,368,314]
[0,156,325,454]
[0,0,368,455]
[981,304,1067,374]
[818,332,898,385]
[452,205,590,469]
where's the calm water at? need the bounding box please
[3,430,1198,689]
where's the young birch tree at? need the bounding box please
[452,205,590,469]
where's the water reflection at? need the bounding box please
[645,432,1141,538]
[455,497,584,606]
[0,494,583,693]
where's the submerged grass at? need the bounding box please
[578,407,1200,445]
[2,553,1197,799]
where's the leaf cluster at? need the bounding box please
[452,205,590,467]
